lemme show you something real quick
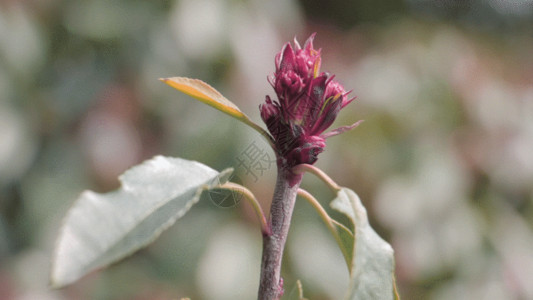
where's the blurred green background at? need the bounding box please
[1,0,532,299]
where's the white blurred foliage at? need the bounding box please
[197,222,261,300]
[488,0,533,16]
[229,5,280,112]
[0,4,46,78]
[431,202,533,299]
[356,23,533,298]
[79,111,142,183]
[374,139,482,278]
[445,28,533,192]
[0,65,12,102]
[468,78,520,132]
[456,66,533,190]
[353,54,419,114]
[376,139,470,228]
[432,255,510,300]
[228,0,303,112]
[142,24,186,99]
[492,126,533,190]
[485,86,533,190]
[170,0,228,60]
[489,203,533,298]
[64,0,131,40]
[351,27,474,129]
[288,222,349,299]
[0,105,36,185]
[426,28,477,80]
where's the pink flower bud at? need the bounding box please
[260,34,359,167]
[274,70,304,101]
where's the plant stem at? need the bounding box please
[296,188,338,243]
[292,164,341,192]
[258,167,303,300]
[219,182,270,235]
[297,188,353,267]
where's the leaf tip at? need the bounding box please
[48,269,67,290]
[159,77,174,86]
[48,278,61,289]
[49,247,77,289]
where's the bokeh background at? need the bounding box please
[1,0,533,299]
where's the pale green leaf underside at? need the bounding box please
[331,188,396,300]
[331,219,354,267]
[50,156,232,288]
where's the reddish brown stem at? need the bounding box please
[258,167,303,300]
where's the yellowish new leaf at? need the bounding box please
[160,77,244,119]
[160,77,273,146]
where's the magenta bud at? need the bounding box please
[260,34,358,167]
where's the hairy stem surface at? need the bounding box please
[258,167,303,300]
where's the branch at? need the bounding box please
[258,169,303,299]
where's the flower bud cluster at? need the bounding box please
[260,34,357,167]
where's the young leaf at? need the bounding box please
[50,156,232,288]
[160,77,244,119]
[160,77,273,145]
[331,188,397,300]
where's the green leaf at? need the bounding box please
[160,77,273,145]
[285,280,307,300]
[331,219,354,267]
[331,188,397,300]
[50,156,232,288]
